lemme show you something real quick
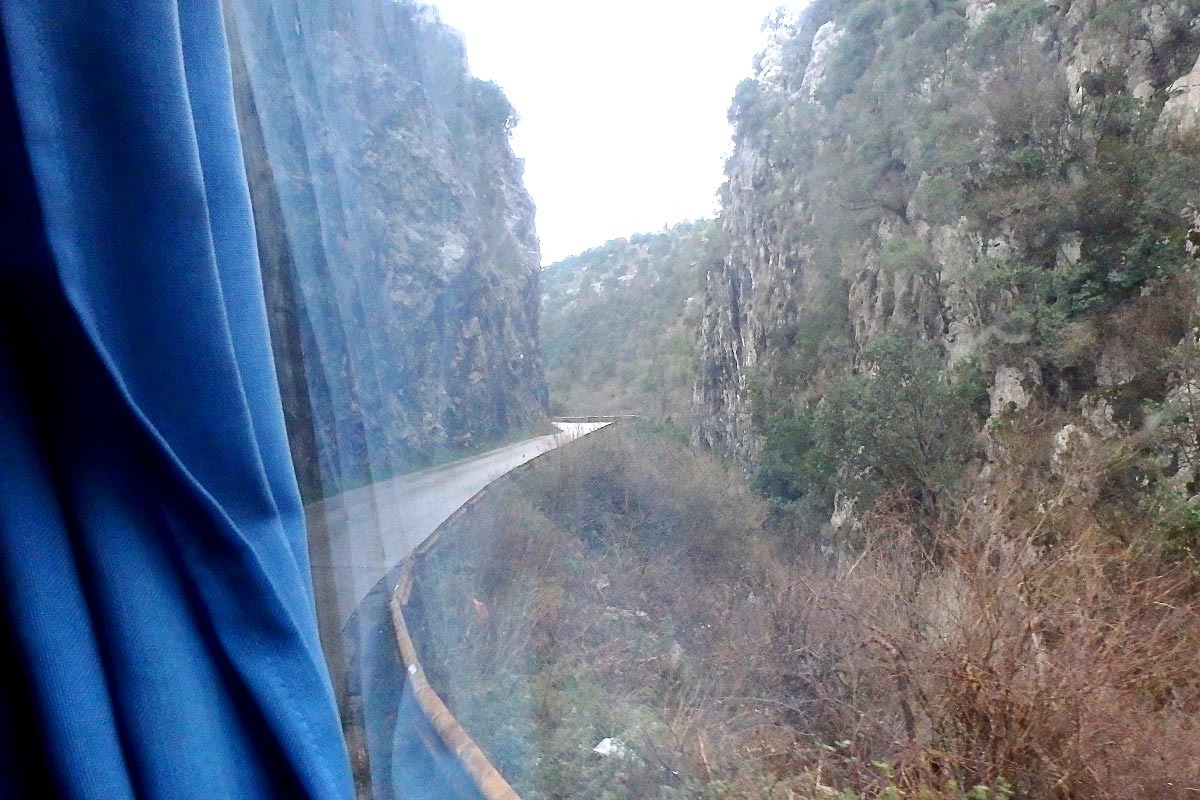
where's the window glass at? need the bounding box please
[226,1,1200,798]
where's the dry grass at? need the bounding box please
[779,519,1200,798]
[409,422,1200,799]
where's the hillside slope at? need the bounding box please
[541,221,712,419]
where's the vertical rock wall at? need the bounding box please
[225,0,547,499]
[695,0,1200,464]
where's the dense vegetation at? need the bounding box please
[714,0,1200,533]
[540,221,712,419]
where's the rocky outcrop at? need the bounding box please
[225,0,546,499]
[1161,53,1200,132]
[695,0,1200,470]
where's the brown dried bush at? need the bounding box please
[411,422,1200,799]
[773,465,1200,798]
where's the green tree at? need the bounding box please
[756,336,983,532]
[819,336,981,515]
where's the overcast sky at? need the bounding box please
[428,1,799,264]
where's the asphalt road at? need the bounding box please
[306,420,611,632]
[304,420,611,800]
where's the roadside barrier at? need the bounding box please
[388,417,630,800]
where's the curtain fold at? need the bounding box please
[0,1,353,797]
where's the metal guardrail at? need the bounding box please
[390,567,520,800]
[387,417,630,800]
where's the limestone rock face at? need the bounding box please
[1161,54,1200,133]
[990,364,1039,418]
[226,0,546,499]
[693,0,1200,464]
[800,21,843,100]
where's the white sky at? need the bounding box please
[427,1,800,264]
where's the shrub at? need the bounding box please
[910,174,965,225]
[756,336,982,537]
[409,419,1200,800]
[751,406,833,505]
[780,514,1200,799]
[472,79,518,134]
[410,424,786,800]
[817,0,889,105]
[967,0,1054,61]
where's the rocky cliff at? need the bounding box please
[696,0,1200,509]
[682,6,1200,788]
[225,0,546,499]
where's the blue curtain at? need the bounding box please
[0,1,353,797]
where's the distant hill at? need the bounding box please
[540,221,714,419]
